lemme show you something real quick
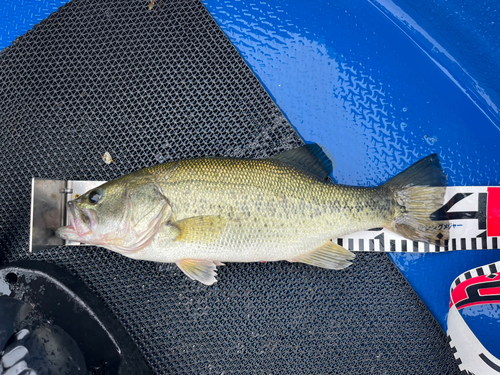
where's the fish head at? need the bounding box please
[56,175,171,254]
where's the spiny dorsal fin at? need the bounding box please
[289,241,355,270]
[271,143,335,180]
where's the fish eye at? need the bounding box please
[88,190,102,204]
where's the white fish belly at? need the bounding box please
[126,233,331,263]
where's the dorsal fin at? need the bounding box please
[271,143,335,180]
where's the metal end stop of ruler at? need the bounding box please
[29,178,105,253]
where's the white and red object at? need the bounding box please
[448,261,500,374]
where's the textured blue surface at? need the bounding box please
[390,251,500,328]
[460,304,500,358]
[199,0,500,329]
[0,0,68,50]
[2,0,500,333]
[390,0,500,124]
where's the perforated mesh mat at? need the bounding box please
[0,0,460,373]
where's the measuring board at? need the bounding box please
[30,180,500,252]
[333,186,500,253]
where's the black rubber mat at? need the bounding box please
[0,0,460,373]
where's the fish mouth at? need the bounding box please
[56,201,97,242]
[56,195,171,253]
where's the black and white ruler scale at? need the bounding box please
[333,186,500,253]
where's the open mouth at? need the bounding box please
[56,201,95,241]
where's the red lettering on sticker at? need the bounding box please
[450,274,500,310]
[487,187,500,237]
[479,287,500,297]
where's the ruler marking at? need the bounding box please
[374,233,385,251]
[412,241,418,252]
[334,235,500,252]
[489,264,498,274]
[478,193,487,230]
[471,238,477,250]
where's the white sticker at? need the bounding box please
[447,261,500,374]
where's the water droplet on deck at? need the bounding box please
[424,135,438,145]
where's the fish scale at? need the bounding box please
[137,158,386,262]
[56,144,448,284]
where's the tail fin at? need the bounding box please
[383,154,448,243]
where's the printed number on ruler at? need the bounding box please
[333,187,500,252]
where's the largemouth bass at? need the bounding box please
[57,144,447,285]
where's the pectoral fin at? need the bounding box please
[173,215,226,244]
[175,259,223,285]
[289,241,355,270]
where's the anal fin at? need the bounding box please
[175,259,223,285]
[289,241,355,270]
